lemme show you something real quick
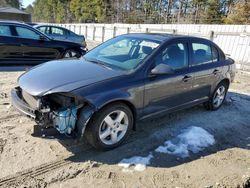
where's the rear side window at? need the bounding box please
[0,25,12,37]
[51,27,64,35]
[192,43,213,65]
[16,26,40,40]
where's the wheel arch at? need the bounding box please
[211,77,230,96]
[219,78,230,88]
[75,98,138,139]
[97,99,137,130]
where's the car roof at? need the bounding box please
[35,24,67,29]
[0,20,31,27]
[121,33,209,43]
[0,20,52,39]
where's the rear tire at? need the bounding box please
[204,82,228,111]
[85,103,133,150]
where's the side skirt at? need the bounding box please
[139,97,209,121]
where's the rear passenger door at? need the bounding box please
[189,40,222,99]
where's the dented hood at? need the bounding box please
[18,58,124,96]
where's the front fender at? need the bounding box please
[75,105,95,138]
[90,90,132,110]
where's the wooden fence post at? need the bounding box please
[209,31,214,41]
[101,26,105,42]
[127,27,130,34]
[85,25,88,39]
[113,26,117,37]
[93,26,96,41]
[79,25,82,35]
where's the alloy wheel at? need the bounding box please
[213,85,226,108]
[98,110,129,145]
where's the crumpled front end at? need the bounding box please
[11,86,85,135]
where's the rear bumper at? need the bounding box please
[11,88,36,119]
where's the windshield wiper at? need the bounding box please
[84,57,112,69]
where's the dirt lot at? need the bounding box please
[0,41,250,188]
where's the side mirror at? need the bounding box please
[150,63,174,75]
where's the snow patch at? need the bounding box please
[155,126,215,158]
[118,153,153,172]
[118,126,215,171]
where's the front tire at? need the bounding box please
[85,103,133,150]
[204,82,228,111]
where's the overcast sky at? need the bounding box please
[22,0,35,8]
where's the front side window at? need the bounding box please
[192,43,213,65]
[0,25,12,37]
[51,27,64,35]
[84,36,160,70]
[16,26,40,40]
[155,42,188,70]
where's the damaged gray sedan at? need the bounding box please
[11,33,235,150]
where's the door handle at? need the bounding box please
[182,75,192,82]
[213,69,220,75]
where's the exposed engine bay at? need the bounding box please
[15,87,84,135]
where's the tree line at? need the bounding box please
[1,0,249,24]
[0,0,20,8]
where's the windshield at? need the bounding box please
[84,36,160,71]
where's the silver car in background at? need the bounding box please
[34,25,86,47]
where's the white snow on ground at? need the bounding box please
[155,126,215,158]
[119,127,215,171]
[118,153,153,172]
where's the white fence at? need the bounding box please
[55,23,250,71]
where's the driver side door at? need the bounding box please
[143,41,195,118]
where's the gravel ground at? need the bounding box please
[0,41,249,188]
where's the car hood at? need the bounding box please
[18,58,124,97]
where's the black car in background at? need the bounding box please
[35,25,86,46]
[0,21,87,65]
[11,33,236,150]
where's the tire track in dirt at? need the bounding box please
[0,114,22,122]
[0,126,156,187]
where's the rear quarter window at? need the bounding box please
[51,27,64,35]
[211,46,219,62]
